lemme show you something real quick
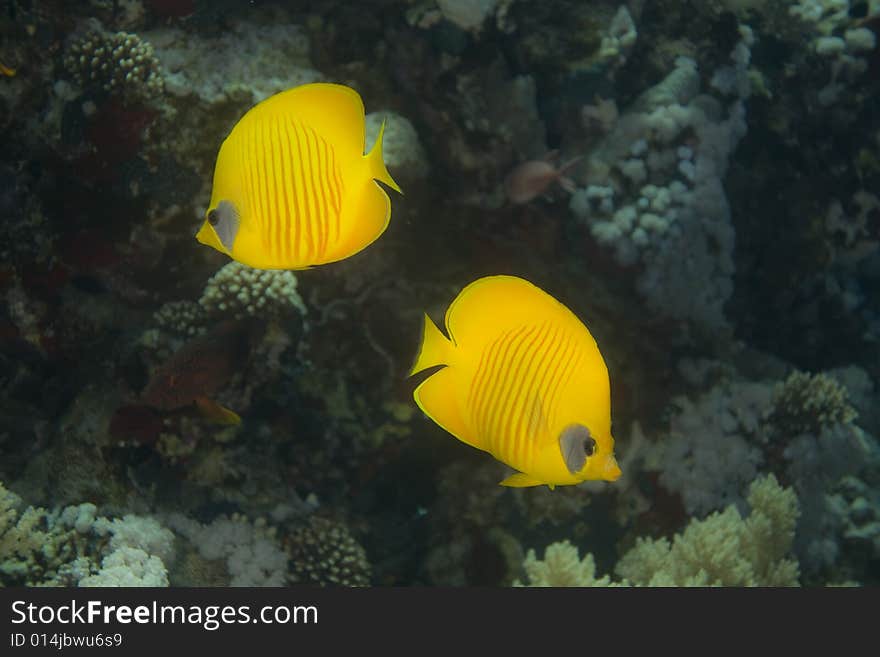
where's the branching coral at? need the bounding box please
[1,482,175,587]
[516,475,800,587]
[514,540,614,587]
[0,482,50,583]
[616,474,800,586]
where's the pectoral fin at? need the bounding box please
[195,396,241,425]
[499,472,545,488]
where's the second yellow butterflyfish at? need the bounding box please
[196,83,402,269]
[409,275,621,489]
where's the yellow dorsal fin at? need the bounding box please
[409,313,453,376]
[255,83,366,160]
[499,472,545,488]
[366,117,402,193]
[445,276,573,352]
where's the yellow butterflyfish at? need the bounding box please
[196,83,402,269]
[409,275,621,489]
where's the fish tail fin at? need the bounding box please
[409,313,452,376]
[195,396,241,425]
[366,118,403,194]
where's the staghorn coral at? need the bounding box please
[64,29,164,101]
[288,516,371,587]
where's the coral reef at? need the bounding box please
[569,24,753,330]
[616,474,800,586]
[1,0,879,589]
[0,480,175,587]
[518,474,800,587]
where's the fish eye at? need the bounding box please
[208,209,219,226]
[583,436,596,456]
[559,424,592,474]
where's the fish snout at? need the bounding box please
[602,454,622,482]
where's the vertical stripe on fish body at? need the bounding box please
[196,83,402,269]
[409,275,621,489]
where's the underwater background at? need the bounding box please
[1,0,879,587]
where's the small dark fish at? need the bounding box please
[141,320,252,423]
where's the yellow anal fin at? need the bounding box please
[413,366,480,450]
[195,396,241,425]
[499,472,547,488]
